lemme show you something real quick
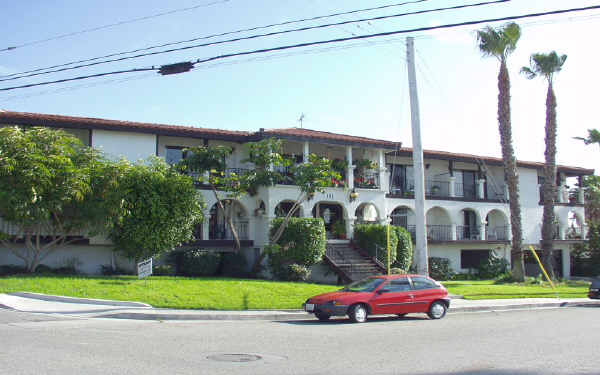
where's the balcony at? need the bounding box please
[211,221,249,240]
[456,225,482,241]
[426,180,450,198]
[354,171,380,189]
[486,226,509,241]
[427,225,453,242]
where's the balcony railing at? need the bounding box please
[427,225,453,241]
[456,225,482,241]
[566,225,586,240]
[211,221,249,240]
[426,180,450,198]
[486,226,509,241]
[355,171,380,189]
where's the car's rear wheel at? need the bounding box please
[348,304,368,323]
[427,301,447,319]
[315,312,331,321]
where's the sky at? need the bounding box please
[1,0,599,174]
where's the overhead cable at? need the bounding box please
[0,0,232,53]
[3,4,600,92]
[0,0,434,79]
[0,0,509,83]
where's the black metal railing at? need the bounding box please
[210,221,249,240]
[355,171,380,189]
[456,225,482,240]
[426,180,450,198]
[486,226,509,241]
[427,225,453,241]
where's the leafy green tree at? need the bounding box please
[108,157,204,261]
[583,175,600,224]
[575,129,600,149]
[180,145,246,250]
[521,51,568,279]
[477,22,525,281]
[0,127,115,272]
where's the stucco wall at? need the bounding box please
[92,129,156,162]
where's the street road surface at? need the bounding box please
[1,307,598,375]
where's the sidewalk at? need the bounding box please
[1,292,598,321]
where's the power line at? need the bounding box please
[0,0,433,79]
[3,3,600,92]
[0,0,232,53]
[0,0,508,83]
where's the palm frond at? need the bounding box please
[520,66,536,80]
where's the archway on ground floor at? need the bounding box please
[426,207,452,241]
[458,208,482,240]
[354,202,380,224]
[274,200,302,218]
[208,200,249,240]
[312,201,346,239]
[485,209,509,241]
[390,206,416,240]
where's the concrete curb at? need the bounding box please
[8,292,151,308]
[447,300,600,314]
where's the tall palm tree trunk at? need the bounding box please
[540,82,557,279]
[498,59,525,281]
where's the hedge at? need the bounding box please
[269,218,327,266]
[353,224,397,266]
[392,226,413,272]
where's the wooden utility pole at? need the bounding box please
[406,37,429,275]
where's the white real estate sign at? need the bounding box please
[137,258,152,279]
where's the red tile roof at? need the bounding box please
[391,147,594,176]
[0,110,250,141]
[257,127,400,149]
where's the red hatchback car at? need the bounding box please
[304,274,450,323]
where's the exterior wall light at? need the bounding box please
[349,189,359,202]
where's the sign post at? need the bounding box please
[137,258,153,279]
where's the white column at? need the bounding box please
[202,210,211,240]
[562,248,571,279]
[451,223,457,241]
[378,149,387,192]
[303,141,310,163]
[480,220,487,240]
[504,185,509,201]
[449,176,456,197]
[477,179,486,200]
[578,187,585,204]
[346,146,354,189]
[347,216,356,239]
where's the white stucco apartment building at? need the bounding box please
[0,110,593,279]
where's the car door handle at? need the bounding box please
[408,294,415,299]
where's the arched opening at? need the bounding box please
[209,200,249,240]
[355,202,379,224]
[485,209,509,241]
[312,201,345,239]
[390,206,416,240]
[458,208,481,240]
[274,200,302,218]
[566,210,585,239]
[426,207,452,241]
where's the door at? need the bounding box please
[463,171,476,199]
[410,276,444,313]
[371,278,418,315]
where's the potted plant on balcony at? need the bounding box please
[331,220,346,239]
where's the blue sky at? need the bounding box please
[1,0,599,173]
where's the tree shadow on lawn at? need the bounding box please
[277,315,429,325]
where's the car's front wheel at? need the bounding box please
[427,301,447,319]
[348,304,368,323]
[315,312,331,321]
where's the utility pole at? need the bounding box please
[406,37,429,275]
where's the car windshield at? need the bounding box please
[342,278,386,292]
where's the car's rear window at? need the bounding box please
[411,277,440,290]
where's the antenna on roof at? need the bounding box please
[298,113,305,128]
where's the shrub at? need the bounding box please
[494,271,515,284]
[152,264,174,276]
[179,250,221,277]
[428,257,455,280]
[390,267,407,275]
[220,252,248,278]
[269,218,326,267]
[392,226,413,272]
[0,265,27,276]
[478,254,509,279]
[100,265,134,276]
[283,263,311,282]
[353,224,398,266]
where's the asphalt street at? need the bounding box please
[1,306,598,375]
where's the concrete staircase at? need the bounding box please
[324,240,384,283]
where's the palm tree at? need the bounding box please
[477,22,525,281]
[574,129,600,149]
[521,51,568,280]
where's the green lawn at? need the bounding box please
[442,280,590,300]
[0,276,591,310]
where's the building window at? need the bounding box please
[460,249,491,269]
[165,146,185,165]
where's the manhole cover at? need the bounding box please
[207,354,262,363]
